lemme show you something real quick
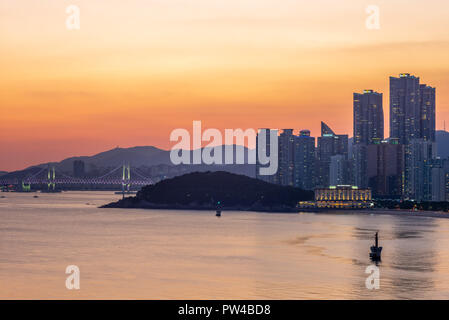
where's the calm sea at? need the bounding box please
[1,191,449,299]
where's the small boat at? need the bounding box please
[370,232,382,261]
[33,195,39,198]
[216,210,221,217]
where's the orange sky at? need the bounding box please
[1,0,449,171]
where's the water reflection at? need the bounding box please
[2,193,449,299]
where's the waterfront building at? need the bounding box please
[314,185,372,209]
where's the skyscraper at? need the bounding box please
[329,154,347,186]
[420,84,436,142]
[390,73,436,145]
[390,73,421,145]
[294,130,316,190]
[365,140,405,198]
[278,129,295,186]
[405,139,436,201]
[317,122,348,187]
[353,90,384,145]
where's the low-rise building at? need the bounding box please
[314,185,372,209]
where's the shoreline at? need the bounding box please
[102,199,449,218]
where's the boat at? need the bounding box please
[369,232,382,261]
[216,200,222,217]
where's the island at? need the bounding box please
[102,171,314,212]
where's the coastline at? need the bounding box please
[302,208,449,219]
[101,198,299,213]
[102,198,449,218]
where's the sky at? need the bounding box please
[1,0,449,171]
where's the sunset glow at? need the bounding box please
[1,0,449,171]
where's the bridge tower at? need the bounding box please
[47,166,56,191]
[122,164,131,197]
[21,181,31,192]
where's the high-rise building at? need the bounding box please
[390,73,436,145]
[317,122,348,187]
[256,129,279,184]
[329,154,347,186]
[390,73,421,145]
[353,143,368,189]
[405,139,437,201]
[73,160,85,178]
[353,90,384,145]
[294,130,316,190]
[431,159,449,201]
[420,84,436,142]
[365,140,405,198]
[278,129,295,186]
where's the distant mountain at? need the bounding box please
[436,130,449,159]
[49,146,171,172]
[2,145,256,181]
[0,171,7,177]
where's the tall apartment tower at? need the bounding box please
[317,122,348,187]
[278,129,295,186]
[405,139,437,201]
[294,130,316,190]
[353,90,384,145]
[390,73,421,145]
[420,84,436,142]
[390,73,436,145]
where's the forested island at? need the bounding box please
[102,171,314,212]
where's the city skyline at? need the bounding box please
[2,1,449,171]
[1,72,446,173]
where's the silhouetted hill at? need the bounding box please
[103,171,314,212]
[0,171,7,177]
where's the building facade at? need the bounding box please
[353,90,384,145]
[294,130,316,190]
[366,140,405,198]
[317,122,348,187]
[314,185,372,208]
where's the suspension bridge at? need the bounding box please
[0,164,154,192]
